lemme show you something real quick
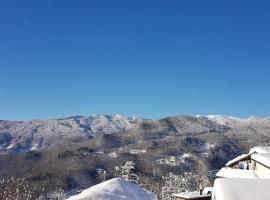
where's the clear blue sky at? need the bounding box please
[1,1,270,120]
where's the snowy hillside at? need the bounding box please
[1,114,270,199]
[205,115,243,126]
[0,114,143,152]
[197,115,270,127]
[67,178,157,200]
[1,114,270,153]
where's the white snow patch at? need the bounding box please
[108,152,118,158]
[206,115,242,126]
[173,191,211,199]
[206,143,216,149]
[30,144,39,151]
[66,178,157,200]
[216,167,258,179]
[182,153,191,159]
[6,143,15,149]
[129,149,147,154]
[226,146,270,167]
[249,146,270,154]
[226,153,252,167]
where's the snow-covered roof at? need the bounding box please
[225,146,270,167]
[249,146,270,154]
[66,178,157,200]
[213,178,270,200]
[251,153,270,168]
[216,167,258,179]
[173,191,211,199]
[225,153,253,167]
[129,149,147,154]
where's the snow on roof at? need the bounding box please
[182,153,191,158]
[225,153,253,167]
[251,153,270,168]
[129,149,147,154]
[249,146,270,154]
[173,191,211,199]
[213,178,270,200]
[226,146,270,167]
[66,178,157,200]
[216,167,258,179]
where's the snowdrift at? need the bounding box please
[67,178,157,200]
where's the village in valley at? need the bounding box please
[2,115,270,200]
[1,0,270,199]
[66,145,270,200]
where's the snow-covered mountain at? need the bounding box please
[1,114,270,198]
[0,114,144,152]
[1,114,270,153]
[197,115,270,127]
[204,115,243,126]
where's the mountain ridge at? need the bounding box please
[1,114,269,123]
[1,114,270,153]
[1,114,270,197]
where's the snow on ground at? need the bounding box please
[157,154,192,166]
[30,143,39,151]
[90,114,143,133]
[182,153,191,159]
[216,167,258,179]
[206,115,242,126]
[66,178,157,200]
[6,143,15,149]
[213,178,270,200]
[173,191,211,199]
[245,116,270,122]
[206,143,216,149]
[128,149,147,154]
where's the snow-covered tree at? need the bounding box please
[0,177,33,200]
[121,161,139,184]
[161,172,209,200]
[47,188,67,200]
[0,176,68,200]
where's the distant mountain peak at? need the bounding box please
[0,114,144,153]
[1,113,270,153]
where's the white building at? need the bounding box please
[213,146,270,200]
[212,178,270,200]
[251,153,270,178]
[217,146,270,179]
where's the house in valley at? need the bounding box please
[212,146,270,200]
[173,146,270,200]
[216,146,270,179]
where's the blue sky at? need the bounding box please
[1,1,270,120]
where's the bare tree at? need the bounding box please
[0,177,33,200]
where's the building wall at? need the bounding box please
[255,162,270,178]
